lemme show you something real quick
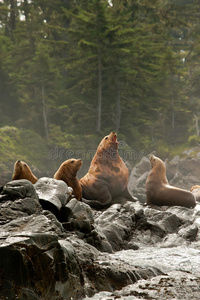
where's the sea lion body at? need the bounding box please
[12,160,38,184]
[145,155,196,208]
[80,131,135,208]
[54,158,82,201]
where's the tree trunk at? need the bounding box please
[116,75,121,132]
[96,47,102,132]
[10,0,16,31]
[24,0,29,21]
[194,113,199,136]
[42,83,49,140]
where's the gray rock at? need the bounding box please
[0,198,42,225]
[34,177,69,216]
[128,156,150,203]
[61,198,94,233]
[2,179,38,200]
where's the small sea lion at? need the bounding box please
[53,158,82,201]
[80,131,136,209]
[12,160,38,184]
[145,155,196,208]
[190,185,200,203]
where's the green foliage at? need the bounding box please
[0,126,50,172]
[0,0,200,177]
[188,135,200,147]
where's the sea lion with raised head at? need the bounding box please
[54,158,82,201]
[12,160,38,184]
[145,155,196,208]
[80,131,136,209]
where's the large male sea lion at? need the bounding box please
[145,155,196,208]
[12,160,38,184]
[80,131,136,209]
[53,158,82,201]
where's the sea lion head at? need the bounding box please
[149,155,157,168]
[12,160,37,183]
[98,131,119,151]
[190,185,200,192]
[149,155,166,174]
[149,155,165,168]
[59,159,83,176]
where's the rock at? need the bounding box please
[62,199,113,253]
[95,202,136,251]
[0,198,42,225]
[0,232,83,300]
[1,172,200,299]
[2,179,39,200]
[34,177,69,216]
[104,271,200,300]
[128,156,150,203]
[61,198,94,232]
[168,157,200,190]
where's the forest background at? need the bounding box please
[0,0,200,183]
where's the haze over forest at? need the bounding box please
[0,0,200,179]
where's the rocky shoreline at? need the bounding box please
[1,169,200,299]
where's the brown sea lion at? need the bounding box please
[53,158,82,201]
[145,155,196,208]
[190,185,200,203]
[80,131,136,209]
[12,160,38,184]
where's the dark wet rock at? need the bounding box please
[34,177,69,216]
[61,198,94,232]
[1,175,200,299]
[0,198,42,225]
[82,253,164,298]
[101,271,200,300]
[61,198,113,253]
[178,224,198,241]
[2,179,38,201]
[0,179,42,225]
[0,233,83,300]
[95,202,137,251]
[158,213,181,233]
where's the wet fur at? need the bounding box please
[54,159,82,201]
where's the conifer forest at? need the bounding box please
[0,0,200,177]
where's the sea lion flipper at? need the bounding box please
[121,188,137,202]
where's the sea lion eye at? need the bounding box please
[71,160,74,164]
[24,164,27,167]
[105,137,108,140]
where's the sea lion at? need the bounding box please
[12,160,38,184]
[80,131,136,209]
[53,158,82,201]
[145,155,196,208]
[190,185,200,203]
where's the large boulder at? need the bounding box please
[0,223,83,299]
[34,177,70,216]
